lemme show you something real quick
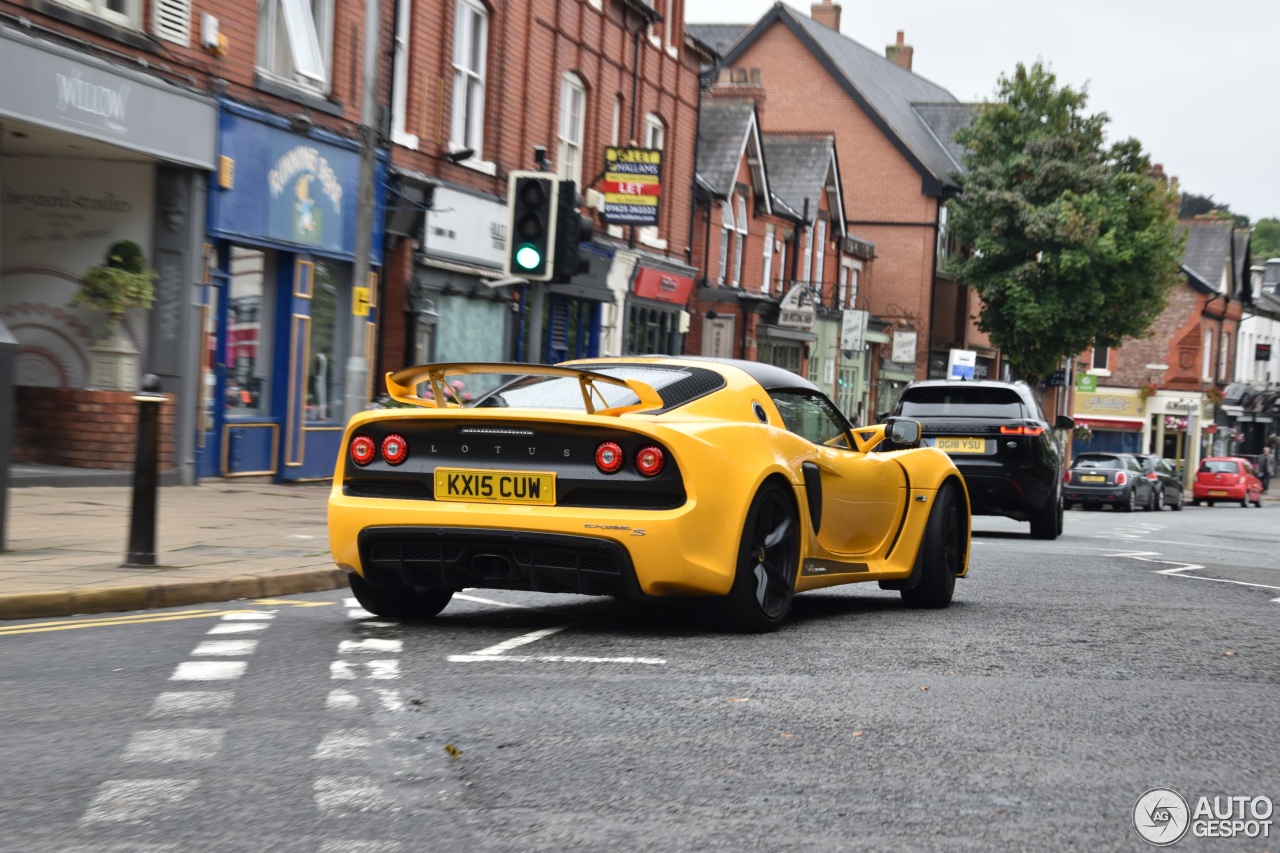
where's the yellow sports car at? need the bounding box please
[328,357,970,631]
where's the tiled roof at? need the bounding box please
[760,134,835,223]
[912,102,978,175]
[695,100,757,197]
[1179,219,1236,294]
[686,24,750,58]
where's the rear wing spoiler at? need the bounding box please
[385,362,665,416]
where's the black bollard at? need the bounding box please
[124,374,166,567]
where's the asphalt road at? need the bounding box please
[1,502,1276,852]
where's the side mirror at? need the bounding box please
[887,418,921,447]
[1056,415,1075,430]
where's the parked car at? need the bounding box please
[329,358,972,632]
[1063,452,1158,512]
[885,380,1072,539]
[1134,453,1185,511]
[1192,457,1264,508]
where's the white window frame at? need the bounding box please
[1219,331,1231,381]
[557,73,586,186]
[638,114,666,248]
[1203,330,1214,380]
[56,0,141,28]
[814,219,827,296]
[1091,344,1109,373]
[451,0,489,161]
[761,225,775,294]
[390,0,418,148]
[731,194,748,288]
[258,0,332,90]
[777,238,787,292]
[611,95,623,146]
[717,201,733,285]
[838,263,849,308]
[848,266,859,309]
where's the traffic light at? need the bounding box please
[553,180,593,282]
[505,171,558,281]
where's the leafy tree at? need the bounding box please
[1179,193,1248,227]
[946,62,1185,387]
[1252,218,1280,262]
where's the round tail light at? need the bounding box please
[595,441,624,474]
[1115,471,1127,486]
[635,445,665,477]
[381,434,408,465]
[350,435,376,466]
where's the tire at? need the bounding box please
[1120,488,1136,512]
[1030,485,1061,540]
[1207,500,1216,507]
[1191,499,1201,507]
[1171,491,1184,512]
[1240,495,1249,508]
[348,572,453,619]
[721,482,800,632]
[900,484,962,609]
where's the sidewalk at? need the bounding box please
[0,480,345,621]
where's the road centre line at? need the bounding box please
[0,609,261,636]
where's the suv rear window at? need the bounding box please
[896,386,1028,419]
[1074,455,1125,470]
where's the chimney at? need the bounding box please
[885,30,913,71]
[810,0,842,32]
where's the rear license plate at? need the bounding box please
[1209,490,1228,497]
[1080,475,1107,483]
[935,437,986,453]
[434,468,556,505]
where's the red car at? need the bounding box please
[1191,457,1264,508]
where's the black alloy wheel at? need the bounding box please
[901,484,962,609]
[347,572,453,619]
[1029,484,1061,540]
[723,482,800,632]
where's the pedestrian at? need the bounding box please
[1261,446,1276,493]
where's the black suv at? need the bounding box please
[887,380,1073,539]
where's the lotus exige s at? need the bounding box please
[328,357,971,631]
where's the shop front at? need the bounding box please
[622,263,694,356]
[1071,387,1146,454]
[1144,393,1210,486]
[0,23,215,482]
[201,102,382,481]
[759,285,817,376]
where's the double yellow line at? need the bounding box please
[0,599,332,636]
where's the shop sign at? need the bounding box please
[947,349,976,380]
[840,309,868,352]
[1257,343,1273,361]
[632,267,693,305]
[777,285,816,330]
[891,330,917,364]
[1076,373,1098,393]
[601,147,662,226]
[424,187,508,268]
[353,286,371,317]
[1075,389,1142,417]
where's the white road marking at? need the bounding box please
[448,653,667,664]
[339,639,403,654]
[314,776,399,816]
[318,843,402,853]
[313,729,374,759]
[124,729,224,762]
[454,593,530,609]
[375,688,403,711]
[219,611,276,621]
[170,661,247,681]
[80,779,199,824]
[469,626,569,656]
[326,689,360,710]
[1113,553,1280,597]
[191,640,259,656]
[149,691,235,717]
[205,621,268,634]
[330,660,400,680]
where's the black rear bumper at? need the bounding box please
[357,527,645,599]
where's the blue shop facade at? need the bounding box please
[200,102,384,481]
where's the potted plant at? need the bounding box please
[72,240,157,391]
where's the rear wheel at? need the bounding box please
[1120,488,1136,512]
[1029,486,1061,540]
[901,485,962,609]
[1171,490,1184,511]
[348,572,453,619]
[722,482,800,632]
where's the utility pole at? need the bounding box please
[345,0,382,417]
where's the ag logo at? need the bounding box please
[1134,788,1190,846]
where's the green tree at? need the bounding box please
[946,62,1185,387]
[1252,218,1280,262]
[1180,193,1249,228]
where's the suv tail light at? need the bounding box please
[1115,471,1128,486]
[1000,425,1045,436]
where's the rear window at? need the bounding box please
[473,366,715,411]
[1074,455,1125,470]
[1201,460,1240,474]
[896,386,1029,419]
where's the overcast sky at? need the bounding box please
[685,0,1278,224]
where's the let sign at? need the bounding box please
[602,147,662,226]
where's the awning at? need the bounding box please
[758,323,816,343]
[1075,417,1143,431]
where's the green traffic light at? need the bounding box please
[514,243,542,270]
